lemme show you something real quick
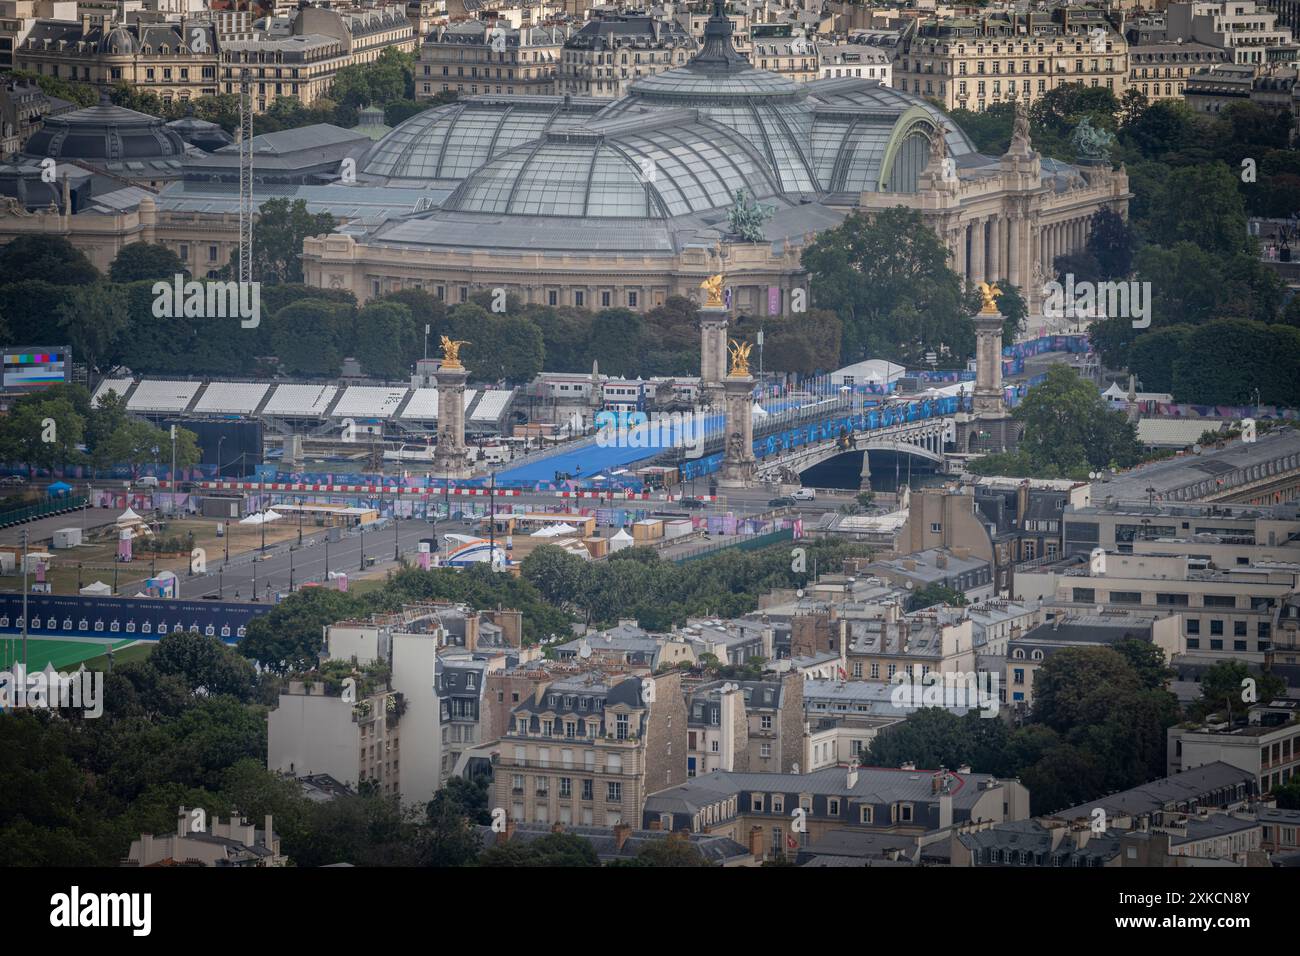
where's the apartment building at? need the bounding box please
[1017,551,1300,664]
[0,0,77,71]
[221,6,416,111]
[436,655,489,781]
[748,31,819,84]
[643,764,1030,861]
[1168,699,1300,792]
[15,17,221,103]
[124,808,286,867]
[557,12,694,98]
[1128,39,1227,100]
[894,6,1130,112]
[686,680,748,776]
[492,671,688,828]
[0,76,66,153]
[268,678,406,796]
[845,603,978,682]
[1060,499,1300,561]
[817,40,891,83]
[1164,0,1295,67]
[416,17,565,98]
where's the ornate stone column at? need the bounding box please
[988,216,1002,282]
[718,340,756,489]
[970,218,985,285]
[698,273,728,409]
[433,338,472,480]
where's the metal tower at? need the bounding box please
[238,69,253,284]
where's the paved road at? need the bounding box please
[0,506,119,548]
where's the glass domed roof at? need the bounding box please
[360,99,603,181]
[444,114,780,219]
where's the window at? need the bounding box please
[581,779,593,800]
[828,798,840,815]
[1210,620,1224,636]
[760,743,772,758]
[559,777,572,797]
[1187,619,1200,635]
[760,715,772,731]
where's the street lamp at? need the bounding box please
[216,436,225,484]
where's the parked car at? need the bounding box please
[791,488,816,501]
[134,476,160,489]
[680,497,706,509]
[0,475,24,486]
[768,496,795,508]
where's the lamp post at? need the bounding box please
[169,424,177,518]
[394,501,401,562]
[289,547,295,592]
[260,473,267,553]
[20,529,28,671]
[216,436,225,484]
[360,522,365,572]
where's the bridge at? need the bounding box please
[754,417,952,481]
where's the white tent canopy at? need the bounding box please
[532,523,577,537]
[79,580,112,595]
[117,507,143,525]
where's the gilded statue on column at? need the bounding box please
[727,338,753,377]
[440,336,470,370]
[976,281,1003,315]
[700,273,725,308]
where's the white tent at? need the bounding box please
[532,523,577,538]
[609,528,634,553]
[79,580,112,596]
[117,507,142,525]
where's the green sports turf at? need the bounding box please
[0,637,135,671]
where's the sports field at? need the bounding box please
[0,637,136,671]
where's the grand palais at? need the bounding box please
[0,3,1128,316]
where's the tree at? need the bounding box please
[55,283,130,376]
[1144,163,1250,256]
[907,583,966,611]
[868,707,973,771]
[269,299,352,376]
[0,396,84,471]
[443,305,546,382]
[149,631,259,701]
[802,207,970,365]
[353,301,416,379]
[110,242,187,283]
[239,587,367,672]
[1085,207,1135,280]
[99,420,200,475]
[0,235,98,286]
[235,198,336,284]
[587,308,645,378]
[1127,327,1191,395]
[1012,365,1142,476]
[1031,647,1143,734]
[627,837,711,867]
[479,832,600,867]
[1194,661,1286,722]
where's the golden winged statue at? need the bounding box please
[976,281,1003,315]
[439,335,470,370]
[700,273,725,309]
[727,338,753,378]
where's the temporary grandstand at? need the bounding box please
[102,377,518,440]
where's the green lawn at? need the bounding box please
[0,637,137,671]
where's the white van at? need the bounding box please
[791,488,816,501]
[135,476,160,489]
